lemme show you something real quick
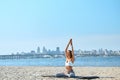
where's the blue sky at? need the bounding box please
[0,0,120,54]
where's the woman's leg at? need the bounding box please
[69,70,75,77]
[56,73,67,77]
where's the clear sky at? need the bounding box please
[0,0,120,55]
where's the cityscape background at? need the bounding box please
[0,46,119,59]
[11,46,120,56]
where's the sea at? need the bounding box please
[0,56,120,67]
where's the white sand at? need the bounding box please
[0,66,120,80]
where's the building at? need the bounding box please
[42,46,47,54]
[56,47,60,54]
[37,47,40,54]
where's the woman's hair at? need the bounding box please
[68,50,72,58]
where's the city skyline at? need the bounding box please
[0,0,120,55]
[0,46,120,60]
[9,46,120,55]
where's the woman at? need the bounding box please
[56,39,75,77]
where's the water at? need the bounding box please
[0,56,120,67]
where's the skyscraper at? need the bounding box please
[56,47,60,54]
[42,46,47,54]
[37,47,40,54]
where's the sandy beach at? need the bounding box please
[0,66,120,80]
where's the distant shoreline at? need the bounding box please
[0,53,120,59]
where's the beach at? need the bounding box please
[0,67,120,80]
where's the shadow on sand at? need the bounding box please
[42,75,100,79]
[42,75,115,80]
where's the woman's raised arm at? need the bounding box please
[65,39,71,53]
[70,39,75,62]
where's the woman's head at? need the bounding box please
[66,50,72,59]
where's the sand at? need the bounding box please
[0,66,120,80]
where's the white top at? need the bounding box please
[65,61,73,66]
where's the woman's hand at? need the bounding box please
[70,39,72,42]
[70,39,72,45]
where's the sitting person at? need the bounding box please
[56,39,75,77]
